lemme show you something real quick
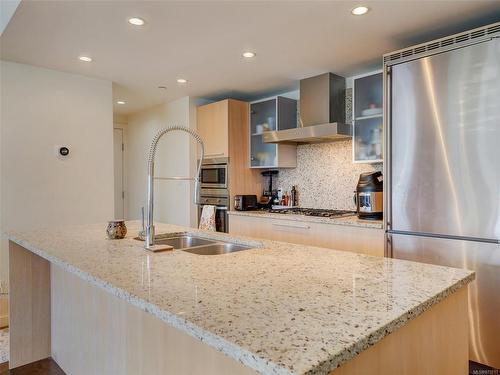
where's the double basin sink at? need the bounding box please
[143,235,253,255]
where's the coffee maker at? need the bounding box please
[354,171,383,220]
[259,170,278,208]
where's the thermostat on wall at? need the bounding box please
[56,145,71,160]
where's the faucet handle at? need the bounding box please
[139,206,145,238]
[142,207,145,230]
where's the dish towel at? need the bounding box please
[199,205,216,231]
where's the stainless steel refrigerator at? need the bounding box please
[384,23,500,368]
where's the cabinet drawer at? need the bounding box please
[229,214,383,257]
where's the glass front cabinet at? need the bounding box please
[250,96,297,168]
[353,72,383,163]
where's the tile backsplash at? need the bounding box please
[275,89,383,210]
[275,141,382,210]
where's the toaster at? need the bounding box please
[234,195,258,211]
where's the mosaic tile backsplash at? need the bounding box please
[275,89,383,210]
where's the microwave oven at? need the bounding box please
[200,158,228,189]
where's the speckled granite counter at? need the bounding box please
[8,221,473,375]
[228,210,383,229]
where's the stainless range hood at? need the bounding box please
[263,73,352,144]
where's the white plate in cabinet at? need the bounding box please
[229,214,384,257]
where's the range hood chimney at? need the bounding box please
[263,73,352,144]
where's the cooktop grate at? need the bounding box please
[268,208,356,218]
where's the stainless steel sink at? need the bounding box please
[182,242,252,255]
[135,234,254,255]
[154,235,215,249]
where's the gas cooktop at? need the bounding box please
[268,208,356,218]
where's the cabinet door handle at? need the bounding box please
[272,222,310,230]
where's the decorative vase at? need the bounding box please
[106,220,127,240]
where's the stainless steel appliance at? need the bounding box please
[268,208,356,218]
[234,195,258,211]
[354,171,383,220]
[384,22,500,368]
[200,157,228,189]
[263,73,352,144]
[259,170,279,208]
[198,188,229,233]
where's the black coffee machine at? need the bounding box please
[354,171,383,220]
[259,170,278,209]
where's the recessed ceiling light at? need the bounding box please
[242,51,256,58]
[176,78,188,84]
[116,101,126,105]
[78,56,92,62]
[128,17,145,26]
[351,6,369,15]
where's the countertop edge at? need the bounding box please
[308,272,475,374]
[7,235,292,375]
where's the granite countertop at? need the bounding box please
[228,210,383,229]
[8,221,473,375]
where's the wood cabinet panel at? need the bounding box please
[50,264,257,375]
[197,100,229,158]
[197,99,262,210]
[9,242,51,369]
[330,286,468,375]
[229,214,384,257]
[227,100,262,210]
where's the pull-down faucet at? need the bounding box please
[145,126,204,251]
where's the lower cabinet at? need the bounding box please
[229,214,384,257]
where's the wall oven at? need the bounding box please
[200,158,228,189]
[198,192,228,233]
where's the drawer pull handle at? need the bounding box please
[272,223,310,230]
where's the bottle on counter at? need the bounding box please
[283,192,289,206]
[290,186,297,206]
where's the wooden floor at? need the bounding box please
[0,359,65,375]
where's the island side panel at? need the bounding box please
[50,264,258,375]
[8,241,51,369]
[330,286,469,375]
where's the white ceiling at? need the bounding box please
[1,1,500,115]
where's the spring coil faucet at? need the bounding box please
[145,126,205,251]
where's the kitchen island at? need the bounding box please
[8,221,473,375]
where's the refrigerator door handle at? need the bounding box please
[387,229,500,245]
[383,65,392,233]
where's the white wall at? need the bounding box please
[113,114,128,219]
[125,97,201,227]
[0,61,114,292]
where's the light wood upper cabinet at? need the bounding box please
[197,100,229,158]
